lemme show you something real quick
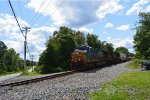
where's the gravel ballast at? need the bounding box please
[0,62,132,100]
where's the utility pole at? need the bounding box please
[31,55,34,72]
[22,27,31,72]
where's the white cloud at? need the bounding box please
[4,40,24,54]
[27,0,123,27]
[106,36,111,40]
[104,23,114,28]
[116,24,130,31]
[78,27,93,33]
[0,13,57,61]
[106,36,134,53]
[126,0,150,15]
[96,0,123,19]
[143,5,150,12]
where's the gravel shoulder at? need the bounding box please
[0,67,36,83]
[0,62,132,100]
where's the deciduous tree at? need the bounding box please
[134,12,150,59]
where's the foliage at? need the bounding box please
[74,31,85,46]
[0,41,7,72]
[115,46,129,54]
[86,33,114,53]
[105,43,114,54]
[38,26,76,73]
[38,26,129,73]
[128,59,149,69]
[90,71,150,100]
[128,52,135,57]
[38,38,59,73]
[0,41,24,74]
[58,34,76,69]
[134,12,150,59]
[86,33,101,48]
[26,60,36,66]
[128,59,142,69]
[20,70,29,76]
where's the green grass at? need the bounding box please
[20,71,41,76]
[128,59,147,69]
[0,66,35,76]
[128,61,141,69]
[128,59,150,69]
[26,71,41,76]
[26,66,33,70]
[0,71,20,76]
[90,71,150,100]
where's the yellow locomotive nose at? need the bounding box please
[71,51,85,63]
[71,51,85,70]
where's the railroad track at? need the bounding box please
[0,62,128,87]
[0,71,76,87]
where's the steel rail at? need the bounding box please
[0,71,76,87]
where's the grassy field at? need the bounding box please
[0,66,33,76]
[128,59,146,69]
[90,71,150,100]
[0,71,21,76]
[20,71,41,76]
[128,59,150,69]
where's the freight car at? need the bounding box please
[71,46,128,71]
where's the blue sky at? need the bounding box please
[0,0,150,61]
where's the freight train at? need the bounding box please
[71,46,128,70]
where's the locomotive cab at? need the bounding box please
[71,46,91,70]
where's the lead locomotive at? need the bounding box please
[71,46,128,71]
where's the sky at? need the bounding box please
[0,0,150,61]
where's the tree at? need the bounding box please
[74,31,85,46]
[0,41,7,65]
[105,43,114,54]
[0,41,23,73]
[58,34,76,69]
[3,48,23,72]
[128,52,134,57]
[134,12,150,59]
[38,38,58,73]
[115,46,129,54]
[38,26,76,73]
[54,26,76,69]
[86,33,101,48]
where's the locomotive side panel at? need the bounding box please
[119,53,127,61]
[70,46,128,71]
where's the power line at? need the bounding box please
[30,0,54,26]
[8,0,25,37]
[50,0,65,16]
[41,0,65,26]
[29,0,47,25]
[8,0,32,71]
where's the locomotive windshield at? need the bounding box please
[75,46,91,52]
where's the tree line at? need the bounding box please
[37,26,131,74]
[134,12,150,59]
[0,41,24,74]
[0,41,36,74]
